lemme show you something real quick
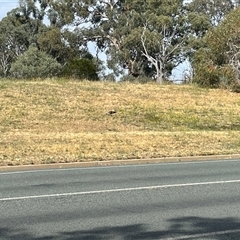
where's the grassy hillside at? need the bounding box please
[0,79,240,166]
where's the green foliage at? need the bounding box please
[187,12,212,37]
[2,0,240,84]
[193,61,236,88]
[9,45,61,79]
[0,2,87,79]
[193,7,240,89]
[184,0,237,64]
[0,12,33,76]
[37,26,80,65]
[69,0,187,81]
[0,6,53,78]
[61,58,99,81]
[186,0,235,27]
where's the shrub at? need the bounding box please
[10,45,61,79]
[61,58,99,80]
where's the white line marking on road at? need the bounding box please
[165,229,240,239]
[1,179,240,202]
[0,159,240,175]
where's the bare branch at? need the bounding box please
[89,35,121,50]
[141,25,157,65]
[227,41,240,79]
[140,22,184,84]
[100,0,119,11]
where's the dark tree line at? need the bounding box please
[0,0,240,88]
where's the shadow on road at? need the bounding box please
[1,216,240,239]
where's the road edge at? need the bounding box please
[0,154,240,172]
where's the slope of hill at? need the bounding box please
[1,79,240,166]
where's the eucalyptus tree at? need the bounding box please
[16,0,99,65]
[184,0,238,50]
[186,0,235,27]
[182,0,238,76]
[16,0,81,62]
[0,17,17,76]
[56,0,187,81]
[0,8,47,77]
[18,0,66,27]
[138,0,187,83]
[110,0,187,81]
[192,7,240,89]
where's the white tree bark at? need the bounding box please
[141,24,183,84]
[227,42,240,82]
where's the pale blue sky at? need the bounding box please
[0,1,18,20]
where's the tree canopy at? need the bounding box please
[0,0,240,88]
[192,7,240,89]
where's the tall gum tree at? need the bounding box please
[63,0,188,81]
[193,7,240,88]
[0,8,47,77]
[138,0,187,83]
[185,0,239,65]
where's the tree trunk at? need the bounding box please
[156,74,163,84]
[156,63,164,84]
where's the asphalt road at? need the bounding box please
[1,159,240,240]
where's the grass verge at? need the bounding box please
[0,79,240,166]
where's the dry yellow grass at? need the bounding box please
[0,79,240,166]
